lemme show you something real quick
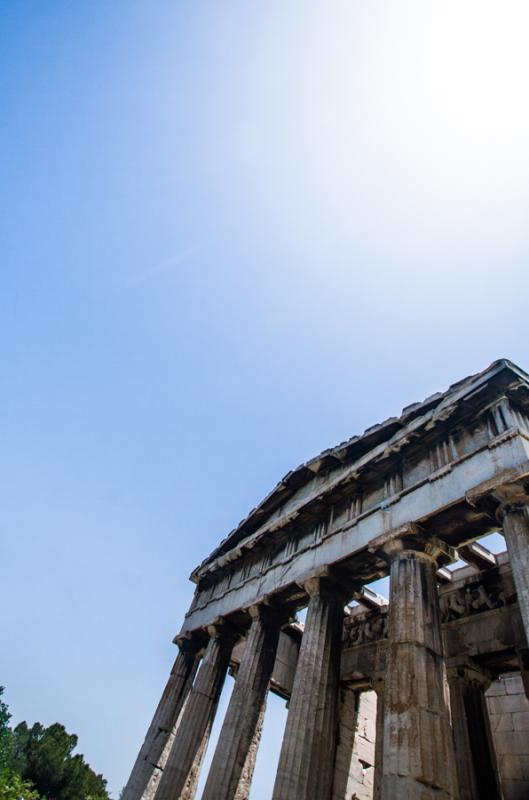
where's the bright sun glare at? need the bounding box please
[227,1,529,263]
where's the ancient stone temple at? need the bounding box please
[123,359,529,800]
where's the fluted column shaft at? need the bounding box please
[447,666,501,800]
[202,606,282,800]
[272,577,344,800]
[501,504,529,647]
[123,641,200,800]
[518,648,529,700]
[156,625,236,800]
[381,545,456,800]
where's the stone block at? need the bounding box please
[487,680,507,697]
[490,712,514,732]
[501,779,529,800]
[495,731,529,755]
[358,691,377,742]
[505,675,524,695]
[363,766,374,788]
[488,694,524,714]
[348,757,364,783]
[356,715,376,744]
[354,734,375,766]
[513,711,529,731]
[499,754,526,781]
[523,760,529,782]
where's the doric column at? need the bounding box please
[156,622,237,800]
[372,676,384,800]
[447,663,501,800]
[202,605,284,800]
[123,638,200,800]
[272,576,345,800]
[517,648,529,700]
[500,503,529,647]
[381,536,457,800]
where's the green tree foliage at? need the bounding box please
[0,688,109,800]
[10,722,109,800]
[0,689,13,771]
[0,689,39,800]
[0,769,40,800]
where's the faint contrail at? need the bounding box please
[128,244,204,287]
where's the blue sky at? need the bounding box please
[1,1,528,797]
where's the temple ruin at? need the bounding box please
[123,358,529,799]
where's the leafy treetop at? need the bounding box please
[0,688,109,800]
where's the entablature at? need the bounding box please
[180,361,529,637]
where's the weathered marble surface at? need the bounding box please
[155,627,235,800]
[448,665,501,800]
[202,607,281,800]
[381,546,457,800]
[500,504,529,647]
[487,674,529,800]
[272,578,344,800]
[332,687,376,800]
[121,643,199,800]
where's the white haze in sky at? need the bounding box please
[206,1,529,265]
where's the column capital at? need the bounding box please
[206,618,241,644]
[381,533,456,567]
[446,661,493,691]
[496,501,529,523]
[492,481,529,521]
[173,632,204,655]
[245,602,294,628]
[298,570,353,602]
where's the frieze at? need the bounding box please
[343,610,388,648]
[440,579,510,623]
[342,572,515,653]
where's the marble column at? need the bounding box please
[123,638,200,800]
[272,576,345,800]
[201,605,283,800]
[447,664,501,800]
[156,622,237,800]
[517,648,529,700]
[501,504,529,648]
[381,539,457,800]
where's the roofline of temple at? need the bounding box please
[190,358,529,583]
